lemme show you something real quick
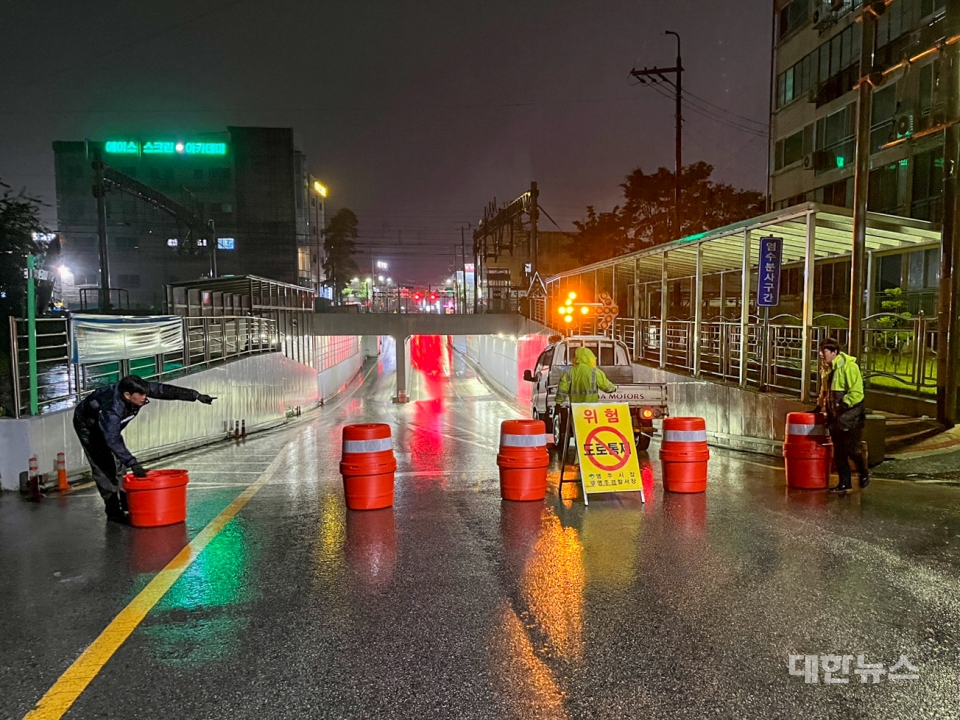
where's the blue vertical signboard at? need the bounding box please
[757,236,783,307]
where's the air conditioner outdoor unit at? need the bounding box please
[813,2,837,29]
[895,112,915,139]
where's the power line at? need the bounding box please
[681,87,768,129]
[643,80,766,138]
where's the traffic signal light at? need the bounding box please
[414,293,421,301]
[597,291,619,331]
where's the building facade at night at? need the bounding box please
[770,0,949,315]
[52,126,316,311]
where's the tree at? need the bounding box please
[573,162,766,265]
[0,182,45,320]
[323,208,360,304]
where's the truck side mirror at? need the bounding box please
[523,369,535,382]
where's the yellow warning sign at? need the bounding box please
[571,403,644,495]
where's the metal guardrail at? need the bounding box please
[599,311,935,401]
[6,315,279,418]
[8,316,73,416]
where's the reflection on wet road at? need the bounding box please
[4,336,960,719]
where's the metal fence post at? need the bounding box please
[800,211,817,401]
[26,255,39,415]
[660,252,668,369]
[693,243,703,377]
[739,230,751,388]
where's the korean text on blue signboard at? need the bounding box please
[758,236,783,307]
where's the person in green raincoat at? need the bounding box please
[554,347,618,405]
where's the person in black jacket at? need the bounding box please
[73,375,216,521]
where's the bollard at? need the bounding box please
[57,452,69,492]
[241,419,247,439]
[497,419,549,501]
[123,469,190,527]
[659,417,710,493]
[783,412,831,489]
[340,424,397,510]
[28,456,41,502]
[234,420,240,440]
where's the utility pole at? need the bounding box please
[460,225,469,314]
[208,218,218,278]
[26,254,39,415]
[473,244,479,315]
[631,31,683,239]
[530,181,540,276]
[91,147,111,313]
[938,0,960,425]
[849,4,878,359]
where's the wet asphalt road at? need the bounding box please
[3,340,960,719]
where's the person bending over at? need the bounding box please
[72,375,215,521]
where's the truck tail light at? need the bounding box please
[641,407,655,420]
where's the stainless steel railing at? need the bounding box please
[6,315,279,418]
[568,310,936,401]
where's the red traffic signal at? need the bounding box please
[414,293,421,301]
[430,293,437,301]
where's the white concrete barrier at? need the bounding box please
[0,349,363,491]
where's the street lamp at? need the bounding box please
[310,178,328,298]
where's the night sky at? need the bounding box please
[1,0,771,285]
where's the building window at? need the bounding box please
[775,129,805,170]
[870,82,898,151]
[118,274,140,289]
[778,0,810,41]
[868,163,900,214]
[221,203,233,213]
[877,254,902,292]
[911,147,944,221]
[777,23,861,108]
[907,248,939,291]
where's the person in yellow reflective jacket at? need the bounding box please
[818,337,868,493]
[554,347,617,404]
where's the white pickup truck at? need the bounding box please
[522,335,668,451]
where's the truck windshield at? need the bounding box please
[563,341,619,366]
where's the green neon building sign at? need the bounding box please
[104,140,227,156]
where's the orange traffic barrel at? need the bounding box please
[123,469,189,527]
[497,419,549,501]
[340,424,397,510]
[659,417,710,493]
[783,412,831,489]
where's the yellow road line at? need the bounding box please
[23,445,290,720]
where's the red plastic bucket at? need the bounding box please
[659,417,710,493]
[497,419,549,501]
[783,412,831,489]
[340,424,397,510]
[123,469,190,528]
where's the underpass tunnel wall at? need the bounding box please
[451,320,553,404]
[0,346,364,492]
[318,335,365,404]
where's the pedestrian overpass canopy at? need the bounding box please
[539,203,942,403]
